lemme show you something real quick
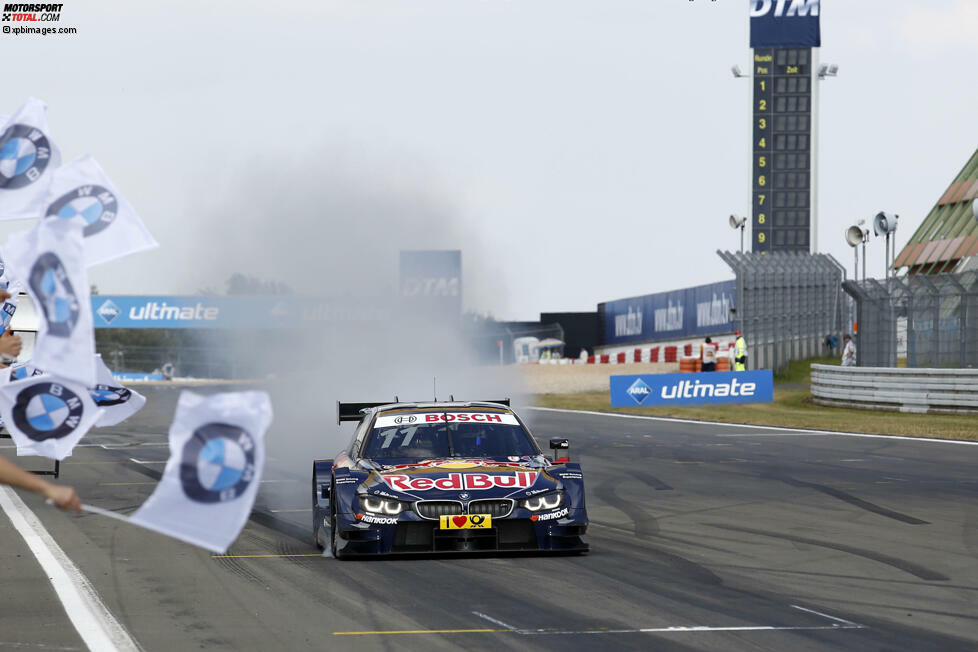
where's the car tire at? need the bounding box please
[314,514,325,551]
[313,474,324,549]
[330,484,346,560]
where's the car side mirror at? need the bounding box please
[549,438,570,462]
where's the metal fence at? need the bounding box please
[98,343,258,379]
[717,251,847,372]
[843,271,978,368]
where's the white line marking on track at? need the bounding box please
[128,458,166,464]
[526,407,978,446]
[516,625,860,635]
[472,612,516,630]
[790,605,862,627]
[0,487,140,652]
[0,643,81,650]
[469,609,864,637]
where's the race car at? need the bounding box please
[312,399,588,558]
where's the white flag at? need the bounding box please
[43,156,158,267]
[130,391,273,553]
[0,373,103,460]
[2,219,96,386]
[0,249,10,289]
[9,360,42,381]
[91,354,146,427]
[0,98,61,220]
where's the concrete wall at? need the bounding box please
[811,363,978,414]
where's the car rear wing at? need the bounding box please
[337,401,391,425]
[336,398,512,425]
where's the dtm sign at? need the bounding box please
[610,371,774,407]
[750,0,820,48]
[750,0,819,18]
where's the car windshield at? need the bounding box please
[361,411,539,460]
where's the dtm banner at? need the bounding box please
[610,371,774,407]
[399,249,461,317]
[750,0,821,48]
[600,280,735,347]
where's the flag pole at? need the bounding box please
[81,503,133,524]
[46,498,133,524]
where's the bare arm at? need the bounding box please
[0,456,81,513]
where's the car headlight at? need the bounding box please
[521,491,564,512]
[359,495,408,515]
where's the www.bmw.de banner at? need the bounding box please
[610,371,774,408]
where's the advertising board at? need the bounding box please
[600,280,736,347]
[399,250,462,317]
[750,0,821,48]
[89,296,388,329]
[610,370,774,408]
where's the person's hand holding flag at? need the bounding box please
[0,455,81,514]
[0,328,23,362]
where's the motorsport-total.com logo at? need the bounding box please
[2,3,63,22]
[180,423,257,503]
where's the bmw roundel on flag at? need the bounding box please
[130,390,273,553]
[43,156,158,268]
[0,98,62,220]
[91,353,146,427]
[0,374,104,460]
[2,218,96,386]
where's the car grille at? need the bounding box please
[468,499,514,518]
[415,501,463,520]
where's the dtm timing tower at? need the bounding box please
[749,0,821,253]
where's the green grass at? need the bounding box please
[773,356,837,384]
[534,357,978,441]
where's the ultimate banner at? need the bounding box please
[611,371,774,408]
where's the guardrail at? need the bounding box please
[810,363,978,414]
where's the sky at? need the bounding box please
[1,0,976,320]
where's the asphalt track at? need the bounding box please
[3,386,978,651]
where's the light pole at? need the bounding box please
[873,212,899,278]
[730,215,748,253]
[812,62,839,253]
[731,64,752,254]
[845,221,870,281]
[846,225,862,281]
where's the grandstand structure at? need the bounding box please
[894,148,978,274]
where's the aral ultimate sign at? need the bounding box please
[92,297,223,328]
[89,296,390,329]
[610,371,774,407]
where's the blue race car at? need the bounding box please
[312,399,589,558]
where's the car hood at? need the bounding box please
[362,457,560,500]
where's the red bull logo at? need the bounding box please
[383,471,538,492]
